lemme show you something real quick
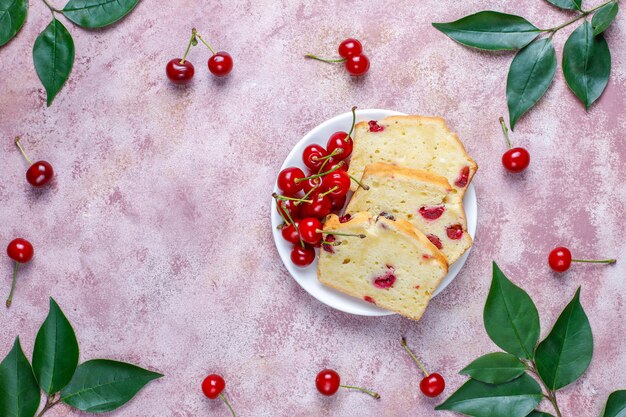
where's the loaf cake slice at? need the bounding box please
[346,163,472,264]
[347,115,477,198]
[317,212,448,321]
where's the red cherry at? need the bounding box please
[339,214,351,223]
[455,166,470,188]
[330,194,346,211]
[208,52,233,77]
[326,132,353,161]
[426,234,443,250]
[325,160,348,172]
[316,369,340,396]
[446,224,463,240]
[420,373,445,398]
[302,144,328,171]
[277,167,305,194]
[345,54,369,76]
[301,193,332,219]
[202,374,225,399]
[548,246,616,272]
[26,161,54,187]
[419,206,445,220]
[368,120,384,132]
[7,238,34,263]
[299,217,323,245]
[166,58,195,84]
[321,171,351,198]
[276,198,301,221]
[338,38,363,58]
[301,177,322,194]
[281,221,301,244]
[291,245,315,267]
[502,147,530,173]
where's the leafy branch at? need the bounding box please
[433,0,619,129]
[435,262,625,417]
[0,298,162,417]
[0,0,140,106]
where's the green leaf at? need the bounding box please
[484,262,540,359]
[432,11,540,51]
[507,37,557,129]
[527,412,554,417]
[601,390,626,417]
[0,0,28,46]
[545,0,582,11]
[562,21,611,109]
[535,288,593,390]
[460,352,526,384]
[33,18,75,106]
[0,338,41,417]
[61,359,162,412]
[592,2,618,35]
[435,373,543,417]
[62,0,140,28]
[32,298,79,394]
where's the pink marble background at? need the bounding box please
[1,0,625,416]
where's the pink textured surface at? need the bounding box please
[0,0,625,416]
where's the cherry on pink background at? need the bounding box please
[6,238,34,308]
[315,369,380,398]
[499,117,530,173]
[15,136,54,188]
[548,246,616,272]
[401,337,445,398]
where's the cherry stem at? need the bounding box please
[196,33,217,55]
[319,186,338,198]
[322,240,341,246]
[571,258,616,264]
[275,203,291,226]
[41,0,60,14]
[499,117,512,149]
[345,106,357,142]
[219,394,236,417]
[304,54,346,63]
[15,136,33,165]
[348,174,369,190]
[36,394,60,417]
[340,384,380,399]
[316,230,366,239]
[180,28,197,64]
[6,262,19,308]
[272,193,312,204]
[401,337,429,377]
[313,148,343,162]
[296,163,344,183]
[297,187,317,206]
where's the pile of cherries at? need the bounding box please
[306,38,370,76]
[275,107,365,267]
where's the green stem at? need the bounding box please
[196,34,216,55]
[572,258,616,264]
[36,395,60,417]
[340,384,380,399]
[15,137,33,165]
[304,54,346,63]
[319,186,338,198]
[544,0,615,32]
[527,362,563,417]
[6,262,19,308]
[296,163,344,183]
[272,193,313,204]
[41,0,60,13]
[348,173,369,190]
[219,394,236,417]
[180,28,197,64]
[345,106,357,141]
[499,116,512,149]
[401,337,430,376]
[317,229,366,239]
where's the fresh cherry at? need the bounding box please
[330,194,346,211]
[326,132,353,161]
[338,38,362,58]
[548,246,616,272]
[345,54,370,76]
[277,167,305,194]
[201,374,235,416]
[6,238,34,308]
[500,117,530,173]
[321,171,351,198]
[208,52,233,77]
[301,193,332,219]
[15,137,54,187]
[401,337,445,398]
[303,144,329,171]
[166,59,195,84]
[316,369,380,398]
[291,245,315,267]
[299,217,323,245]
[275,197,301,222]
[281,221,301,244]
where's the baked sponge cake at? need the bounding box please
[318,212,448,321]
[346,163,472,264]
[347,116,477,198]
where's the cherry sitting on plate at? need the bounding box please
[316,369,380,398]
[401,337,445,397]
[499,117,530,173]
[548,246,616,272]
[202,374,236,416]
[15,136,54,187]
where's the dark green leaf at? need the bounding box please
[61,359,162,412]
[432,11,540,51]
[484,262,540,359]
[562,21,611,109]
[435,373,543,417]
[62,0,140,28]
[592,2,618,35]
[460,352,526,384]
[535,288,593,390]
[33,18,75,106]
[507,37,557,129]
[545,0,582,10]
[601,390,626,417]
[0,0,28,46]
[0,338,41,417]
[527,412,554,417]
[32,298,79,394]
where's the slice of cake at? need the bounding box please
[347,115,477,198]
[346,162,473,264]
[318,212,448,321]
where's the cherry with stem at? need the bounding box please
[549,246,616,272]
[316,369,380,399]
[202,374,236,417]
[499,117,530,173]
[401,337,445,397]
[15,136,54,187]
[196,33,233,77]
[6,238,34,308]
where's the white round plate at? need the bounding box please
[271,109,477,316]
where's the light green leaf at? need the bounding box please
[535,288,593,390]
[0,338,41,417]
[61,359,162,412]
[435,373,543,417]
[433,11,540,51]
[33,18,75,106]
[562,21,611,109]
[62,0,140,28]
[545,0,582,11]
[0,0,28,46]
[32,298,79,394]
[460,352,526,384]
[600,390,626,417]
[592,2,618,35]
[484,262,540,359]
